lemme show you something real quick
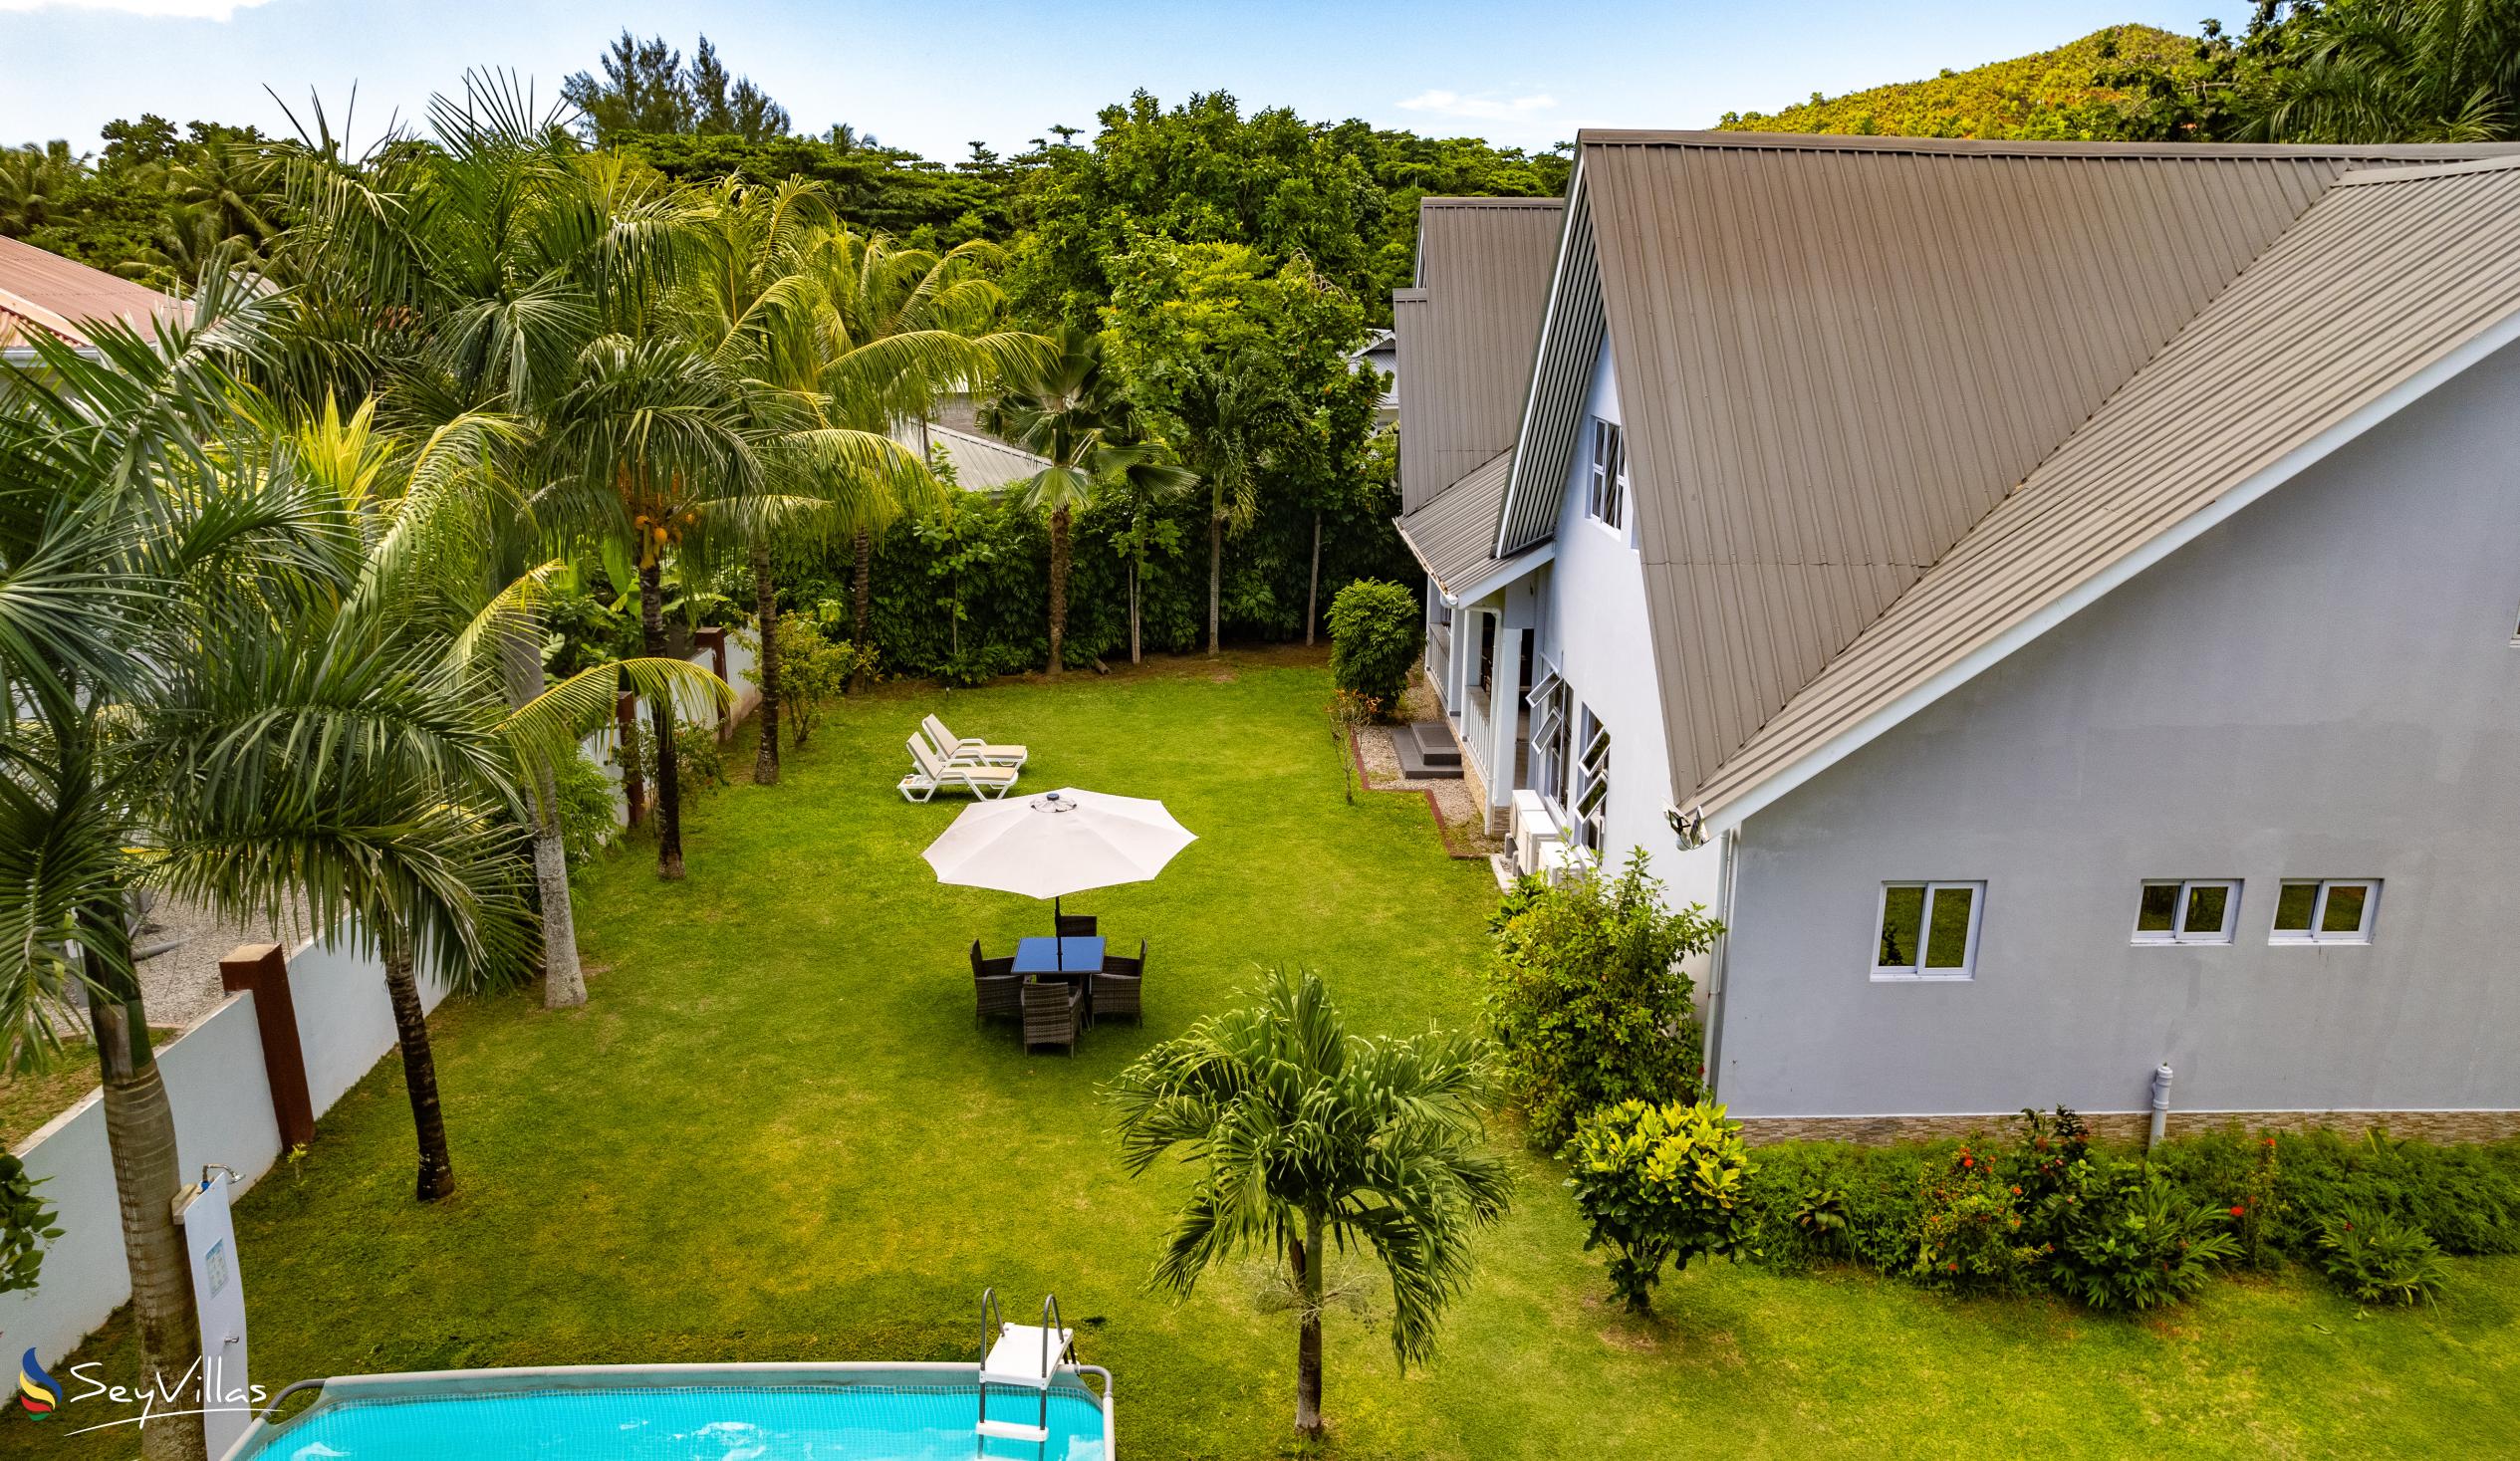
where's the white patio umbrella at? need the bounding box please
[922,787,1198,923]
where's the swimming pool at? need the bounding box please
[221,1363,1114,1461]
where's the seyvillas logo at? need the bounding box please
[17,1348,61,1418]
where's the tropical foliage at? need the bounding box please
[1109,968,1510,1437]
[1483,854,1723,1149]
[1326,578,1424,714]
[1562,1099,1757,1313]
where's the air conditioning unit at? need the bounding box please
[1509,789,1563,878]
[1537,839,1596,886]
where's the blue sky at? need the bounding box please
[3,0,2245,158]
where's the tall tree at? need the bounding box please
[989,326,1187,675]
[2237,0,2520,140]
[1110,969,1511,1438]
[0,271,314,1461]
[563,31,792,143]
[536,336,763,878]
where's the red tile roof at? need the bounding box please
[0,234,187,349]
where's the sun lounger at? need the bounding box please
[922,713,1029,769]
[898,735,1020,801]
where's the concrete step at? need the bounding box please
[1405,721,1461,765]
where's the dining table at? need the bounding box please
[1012,936,1105,978]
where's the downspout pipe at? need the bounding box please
[2147,1063,2174,1153]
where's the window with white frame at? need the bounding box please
[1586,418,1628,531]
[1873,881,1983,980]
[1528,663,1570,815]
[2133,879,2239,944]
[1571,704,1610,852]
[2271,879,2380,943]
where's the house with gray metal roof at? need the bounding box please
[1396,132,2520,1139]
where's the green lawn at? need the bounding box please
[26,649,2520,1459]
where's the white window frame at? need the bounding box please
[2131,879,2241,945]
[1571,704,1610,852]
[1872,880,1984,982]
[1586,417,1627,532]
[1527,663,1569,818]
[2270,878,2381,944]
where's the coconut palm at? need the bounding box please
[766,218,1045,689]
[1109,968,1512,1438]
[535,335,762,879]
[1168,362,1289,657]
[992,326,1188,675]
[670,179,993,779]
[0,273,317,1461]
[2240,0,2520,141]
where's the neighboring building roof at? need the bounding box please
[1395,449,1537,602]
[892,418,1051,492]
[1695,152,2520,820]
[1484,130,2520,822]
[0,234,187,351]
[1393,196,1564,515]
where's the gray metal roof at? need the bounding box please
[1394,448,1528,601]
[892,420,1051,492]
[1489,129,2520,814]
[1694,151,2520,817]
[1393,197,1564,514]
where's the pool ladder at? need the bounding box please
[975,1288,1071,1457]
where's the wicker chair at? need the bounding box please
[971,940,1021,1024]
[1021,977,1084,1054]
[1054,912,1099,940]
[1092,939,1145,1025]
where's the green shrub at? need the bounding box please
[1482,852,1721,1149]
[2271,1128,2520,1259]
[1741,1140,1930,1275]
[2032,1157,2239,1311]
[757,612,875,747]
[1326,579,1422,715]
[548,749,622,878]
[1563,1099,1755,1313]
[1913,1139,2039,1295]
[617,716,729,803]
[0,1151,60,1294]
[2146,1126,2288,1271]
[2317,1208,2449,1306]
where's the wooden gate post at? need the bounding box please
[219,943,316,1150]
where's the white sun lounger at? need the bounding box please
[898,734,1019,802]
[922,713,1029,769]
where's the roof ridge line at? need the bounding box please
[2338,153,2520,186]
[1577,127,2520,161]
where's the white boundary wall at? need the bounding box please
[578,626,761,828]
[2,931,436,1366]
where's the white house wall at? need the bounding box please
[1714,340,2520,1123]
[1533,339,1683,885]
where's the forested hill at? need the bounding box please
[1717,25,2202,140]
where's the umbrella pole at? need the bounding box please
[1054,895,1063,970]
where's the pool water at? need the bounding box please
[237,1383,1108,1460]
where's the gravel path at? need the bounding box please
[47,892,311,1036]
[1353,674,1503,856]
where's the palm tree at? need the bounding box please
[271,74,701,971]
[1109,968,1511,1438]
[1168,362,1287,657]
[670,180,1000,778]
[536,335,762,879]
[2241,0,2520,141]
[0,273,342,1461]
[772,219,1044,687]
[993,327,1186,675]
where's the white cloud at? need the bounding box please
[1393,90,1560,123]
[0,0,275,17]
